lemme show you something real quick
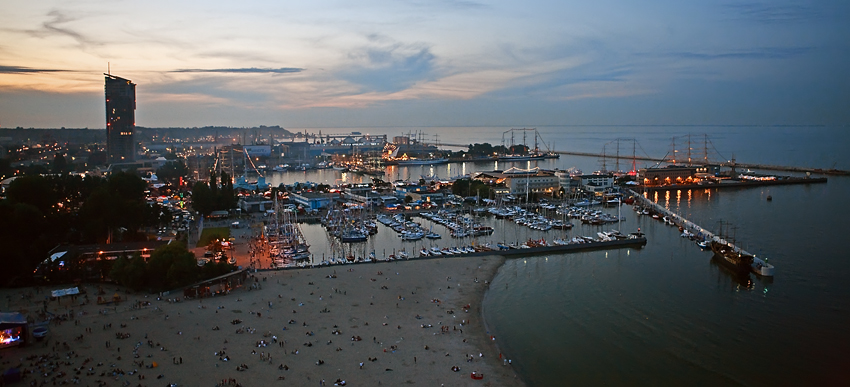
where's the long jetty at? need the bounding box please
[438,143,850,176]
[629,190,720,242]
[627,189,774,276]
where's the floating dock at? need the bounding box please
[628,189,774,277]
[478,237,647,258]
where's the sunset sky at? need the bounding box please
[1,0,848,128]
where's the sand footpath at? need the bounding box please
[1,256,524,386]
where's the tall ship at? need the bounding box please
[382,132,449,165]
[710,238,753,273]
[267,199,311,267]
[498,128,559,161]
[710,221,774,277]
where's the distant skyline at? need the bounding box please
[1,0,848,128]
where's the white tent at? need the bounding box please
[50,287,80,298]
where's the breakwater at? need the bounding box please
[640,176,827,192]
[438,142,850,175]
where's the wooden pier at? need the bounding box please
[629,189,720,243]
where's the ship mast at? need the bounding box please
[601,143,608,173]
[522,130,527,153]
[670,137,677,165]
[533,129,538,154]
[615,138,620,172]
[631,139,637,174]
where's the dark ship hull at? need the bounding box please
[710,240,753,273]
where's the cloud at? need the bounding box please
[27,10,103,48]
[411,0,488,10]
[640,47,814,61]
[144,76,274,104]
[0,65,69,74]
[340,39,438,93]
[722,1,820,24]
[171,67,304,74]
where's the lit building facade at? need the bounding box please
[641,166,697,186]
[105,74,136,163]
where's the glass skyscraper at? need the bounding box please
[105,74,136,163]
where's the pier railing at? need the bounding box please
[627,188,748,254]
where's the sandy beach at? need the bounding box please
[1,256,524,386]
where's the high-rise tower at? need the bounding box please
[105,74,136,163]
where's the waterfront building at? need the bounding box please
[238,195,274,213]
[475,168,559,195]
[290,192,335,210]
[105,74,137,163]
[576,174,615,192]
[407,192,445,204]
[38,241,170,281]
[641,166,697,185]
[695,164,721,177]
[284,133,388,158]
[101,157,168,175]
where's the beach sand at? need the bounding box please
[1,256,524,386]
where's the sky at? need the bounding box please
[0,0,848,128]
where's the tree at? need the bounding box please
[6,175,57,214]
[0,201,46,284]
[0,158,12,179]
[192,181,214,216]
[209,171,218,198]
[109,253,147,289]
[146,242,198,290]
[156,161,188,184]
[219,171,235,210]
[451,178,490,199]
[52,154,68,174]
[78,172,151,243]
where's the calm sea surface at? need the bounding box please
[269,126,850,386]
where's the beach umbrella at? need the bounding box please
[152,362,158,368]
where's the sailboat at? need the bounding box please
[268,198,311,267]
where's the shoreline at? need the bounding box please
[0,256,524,386]
[479,260,526,386]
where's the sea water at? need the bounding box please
[269,126,850,385]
